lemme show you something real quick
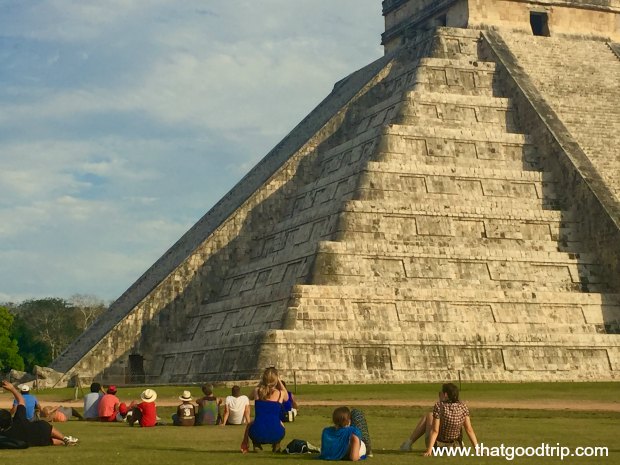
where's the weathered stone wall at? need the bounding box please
[495,33,620,200]
[480,31,620,297]
[265,286,619,383]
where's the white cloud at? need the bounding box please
[0,0,383,301]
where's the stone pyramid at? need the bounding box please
[51,22,620,385]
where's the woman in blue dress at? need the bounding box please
[240,367,289,453]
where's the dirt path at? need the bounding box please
[299,399,620,412]
[1,398,619,412]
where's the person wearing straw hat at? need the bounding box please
[127,389,158,427]
[172,390,196,426]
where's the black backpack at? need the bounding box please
[283,438,320,454]
[0,434,29,449]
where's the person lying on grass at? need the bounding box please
[0,380,78,447]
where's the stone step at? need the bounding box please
[294,160,361,198]
[419,57,497,72]
[310,275,605,293]
[359,162,559,201]
[262,202,340,238]
[342,200,570,221]
[365,160,551,182]
[356,187,561,210]
[289,288,620,331]
[374,147,541,171]
[199,286,292,314]
[337,204,581,250]
[319,126,381,165]
[314,241,604,290]
[273,327,620,346]
[318,240,598,264]
[397,114,519,133]
[405,91,512,107]
[291,284,620,306]
[354,93,405,136]
[220,241,316,288]
[412,58,500,96]
[397,91,520,132]
[335,232,579,254]
[383,123,531,143]
[294,315,603,336]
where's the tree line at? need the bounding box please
[0,295,107,373]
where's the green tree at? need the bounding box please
[0,306,25,372]
[11,315,52,372]
[15,298,82,360]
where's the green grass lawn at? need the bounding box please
[2,383,619,465]
[25,381,620,405]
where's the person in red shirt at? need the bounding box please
[127,389,158,427]
[98,385,123,422]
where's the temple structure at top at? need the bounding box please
[382,0,620,53]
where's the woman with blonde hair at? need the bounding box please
[240,367,289,453]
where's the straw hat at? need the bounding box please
[140,389,157,403]
[179,390,192,402]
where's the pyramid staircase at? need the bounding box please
[261,28,620,382]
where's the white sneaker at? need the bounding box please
[63,436,79,446]
[400,439,412,451]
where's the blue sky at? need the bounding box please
[0,0,384,303]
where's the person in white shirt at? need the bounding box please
[220,385,250,425]
[83,382,104,421]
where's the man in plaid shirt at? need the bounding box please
[400,383,479,456]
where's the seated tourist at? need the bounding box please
[221,385,250,425]
[240,367,289,453]
[11,384,40,421]
[98,385,125,422]
[83,382,104,421]
[0,380,78,447]
[172,390,196,426]
[319,406,370,461]
[399,382,478,456]
[127,389,158,427]
[196,384,222,425]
